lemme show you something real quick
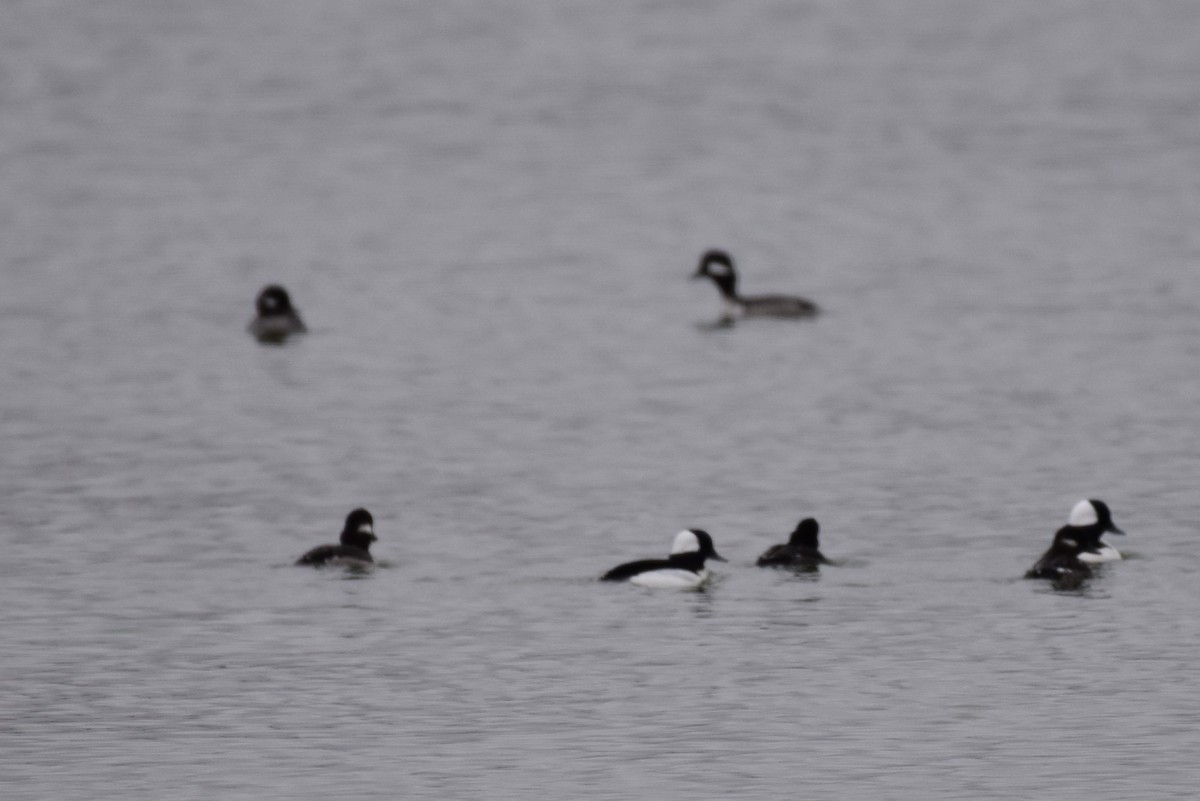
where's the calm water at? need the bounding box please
[3,1,1200,798]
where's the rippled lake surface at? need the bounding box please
[3,1,1200,798]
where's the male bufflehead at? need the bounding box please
[249,284,307,342]
[1025,529,1094,587]
[601,529,726,589]
[756,518,828,571]
[692,249,819,322]
[296,508,377,566]
[1064,499,1124,563]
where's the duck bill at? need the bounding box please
[710,552,728,562]
[1107,524,1125,536]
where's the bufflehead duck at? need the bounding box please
[1064,499,1124,563]
[692,249,819,322]
[1025,529,1094,587]
[249,284,307,342]
[756,518,828,571]
[601,529,726,589]
[296,508,377,566]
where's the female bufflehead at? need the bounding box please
[601,529,726,589]
[296,508,377,567]
[1063,499,1124,563]
[692,249,819,322]
[1025,529,1094,587]
[249,284,307,342]
[756,518,828,571]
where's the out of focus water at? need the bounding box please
[3,1,1200,798]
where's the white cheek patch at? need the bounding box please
[358,524,374,535]
[671,530,700,555]
[1068,500,1098,527]
[1061,538,1077,548]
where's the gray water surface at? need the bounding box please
[3,1,1200,798]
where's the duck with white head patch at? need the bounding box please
[692,249,819,323]
[296,508,377,567]
[249,284,307,343]
[1025,498,1125,588]
[601,529,726,589]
